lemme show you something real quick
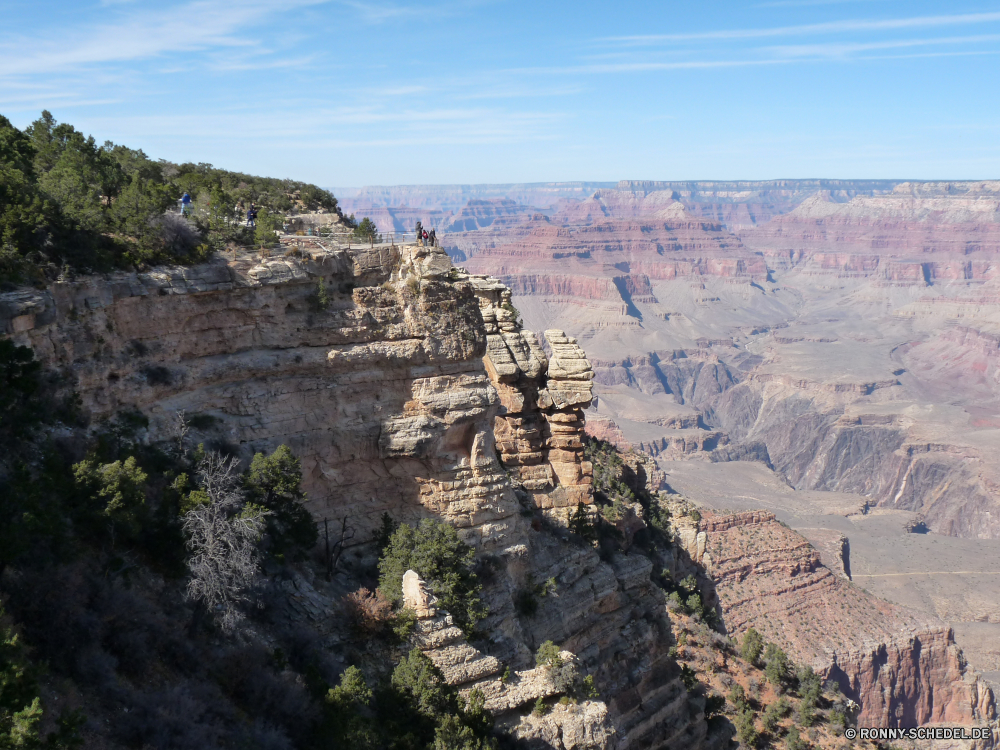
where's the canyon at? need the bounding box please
[337,179,1000,698]
[4,230,997,747]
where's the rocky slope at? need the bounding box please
[1,243,727,749]
[5,235,997,747]
[677,508,996,730]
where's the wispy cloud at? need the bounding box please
[80,102,565,148]
[755,0,892,7]
[333,0,495,24]
[0,0,329,76]
[606,11,1000,45]
[766,33,1000,58]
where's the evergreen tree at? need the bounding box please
[243,445,317,559]
[378,519,486,635]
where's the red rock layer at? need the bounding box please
[695,510,997,730]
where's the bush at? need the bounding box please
[1,111,345,280]
[763,643,790,691]
[761,698,789,734]
[796,666,822,703]
[729,683,748,711]
[72,455,148,542]
[704,693,725,718]
[342,588,395,638]
[734,707,758,747]
[680,664,698,691]
[740,628,764,666]
[828,709,846,734]
[351,217,380,244]
[535,641,563,669]
[244,445,317,560]
[786,725,807,750]
[378,519,486,635]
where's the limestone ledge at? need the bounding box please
[2,246,722,750]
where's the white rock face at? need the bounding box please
[1,245,727,750]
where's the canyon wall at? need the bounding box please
[0,245,724,750]
[677,509,997,733]
[5,237,997,745]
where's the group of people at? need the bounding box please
[179,192,259,230]
[414,221,436,247]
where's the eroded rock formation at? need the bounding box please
[0,244,721,749]
[5,237,996,748]
[678,509,998,733]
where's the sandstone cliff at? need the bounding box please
[675,508,997,735]
[0,244,727,750]
[5,239,995,749]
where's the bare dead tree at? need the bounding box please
[323,516,356,580]
[172,409,190,458]
[182,452,269,634]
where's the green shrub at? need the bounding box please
[763,643,791,691]
[741,628,764,665]
[796,666,822,703]
[72,455,148,541]
[729,683,748,711]
[828,709,846,734]
[569,501,595,540]
[680,664,698,691]
[0,111,342,280]
[762,698,789,734]
[786,725,807,750]
[535,641,563,669]
[734,707,758,747]
[378,519,486,635]
[704,693,725,718]
[243,445,317,560]
[0,606,81,748]
[351,217,380,243]
[532,697,547,716]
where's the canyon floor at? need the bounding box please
[341,179,1000,690]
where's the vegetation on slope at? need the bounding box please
[0,340,499,748]
[0,111,341,284]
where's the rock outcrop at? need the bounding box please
[467,275,595,517]
[6,234,997,748]
[1,244,724,750]
[678,508,998,734]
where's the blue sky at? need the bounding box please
[2,1,998,185]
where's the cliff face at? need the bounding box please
[451,181,1000,548]
[6,241,997,747]
[1,244,726,750]
[678,509,997,732]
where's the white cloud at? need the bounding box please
[766,33,1000,58]
[0,0,329,76]
[605,11,1000,45]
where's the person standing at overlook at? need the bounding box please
[428,228,437,247]
[414,220,423,245]
[180,191,192,217]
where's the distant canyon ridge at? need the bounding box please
[336,179,1000,540]
[337,179,1000,684]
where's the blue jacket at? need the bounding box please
[181,193,191,204]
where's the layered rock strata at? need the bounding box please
[465,275,595,516]
[680,509,998,733]
[1,245,720,750]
